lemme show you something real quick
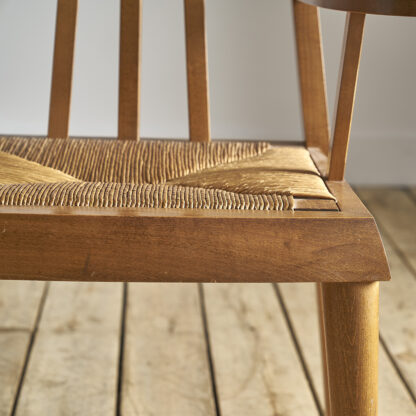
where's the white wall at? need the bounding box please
[0,0,415,184]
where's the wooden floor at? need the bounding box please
[0,187,415,416]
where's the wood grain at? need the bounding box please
[0,282,45,416]
[325,180,367,215]
[121,283,216,415]
[0,208,389,283]
[293,198,338,211]
[293,0,330,156]
[316,283,331,415]
[203,283,319,415]
[118,0,142,140]
[14,282,122,415]
[322,282,379,416]
[184,0,211,142]
[280,281,416,415]
[328,12,365,181]
[47,0,78,139]
[299,0,416,17]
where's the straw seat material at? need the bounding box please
[0,137,334,210]
[0,2,395,414]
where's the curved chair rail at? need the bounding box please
[299,0,416,16]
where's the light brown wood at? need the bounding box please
[293,198,338,211]
[47,0,78,139]
[118,0,142,141]
[293,1,330,156]
[184,0,210,142]
[322,282,379,416]
[308,146,329,177]
[325,181,368,216]
[316,283,331,416]
[14,282,122,415]
[328,13,365,181]
[203,283,319,415]
[122,283,216,415]
[310,149,376,218]
[0,282,45,415]
[280,280,416,415]
[0,202,389,283]
[299,0,416,17]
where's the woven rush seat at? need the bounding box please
[0,137,335,210]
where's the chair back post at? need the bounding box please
[184,0,211,142]
[293,0,330,157]
[118,0,142,141]
[328,12,365,181]
[48,0,78,139]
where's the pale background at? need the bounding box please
[0,0,415,184]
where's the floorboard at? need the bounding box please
[0,281,45,416]
[203,283,319,416]
[121,283,217,416]
[357,188,416,275]
[13,282,122,416]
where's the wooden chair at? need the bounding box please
[2,0,413,414]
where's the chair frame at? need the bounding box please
[1,0,399,415]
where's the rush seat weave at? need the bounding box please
[0,137,335,210]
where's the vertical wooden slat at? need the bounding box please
[293,0,330,156]
[328,12,365,180]
[184,0,210,142]
[118,0,142,141]
[316,283,331,416]
[47,0,78,139]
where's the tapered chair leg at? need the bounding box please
[317,283,331,415]
[321,282,379,416]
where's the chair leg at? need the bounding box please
[317,283,331,416]
[321,282,379,416]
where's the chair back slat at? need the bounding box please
[293,0,330,156]
[328,12,365,180]
[184,0,210,142]
[48,0,78,139]
[118,0,142,141]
